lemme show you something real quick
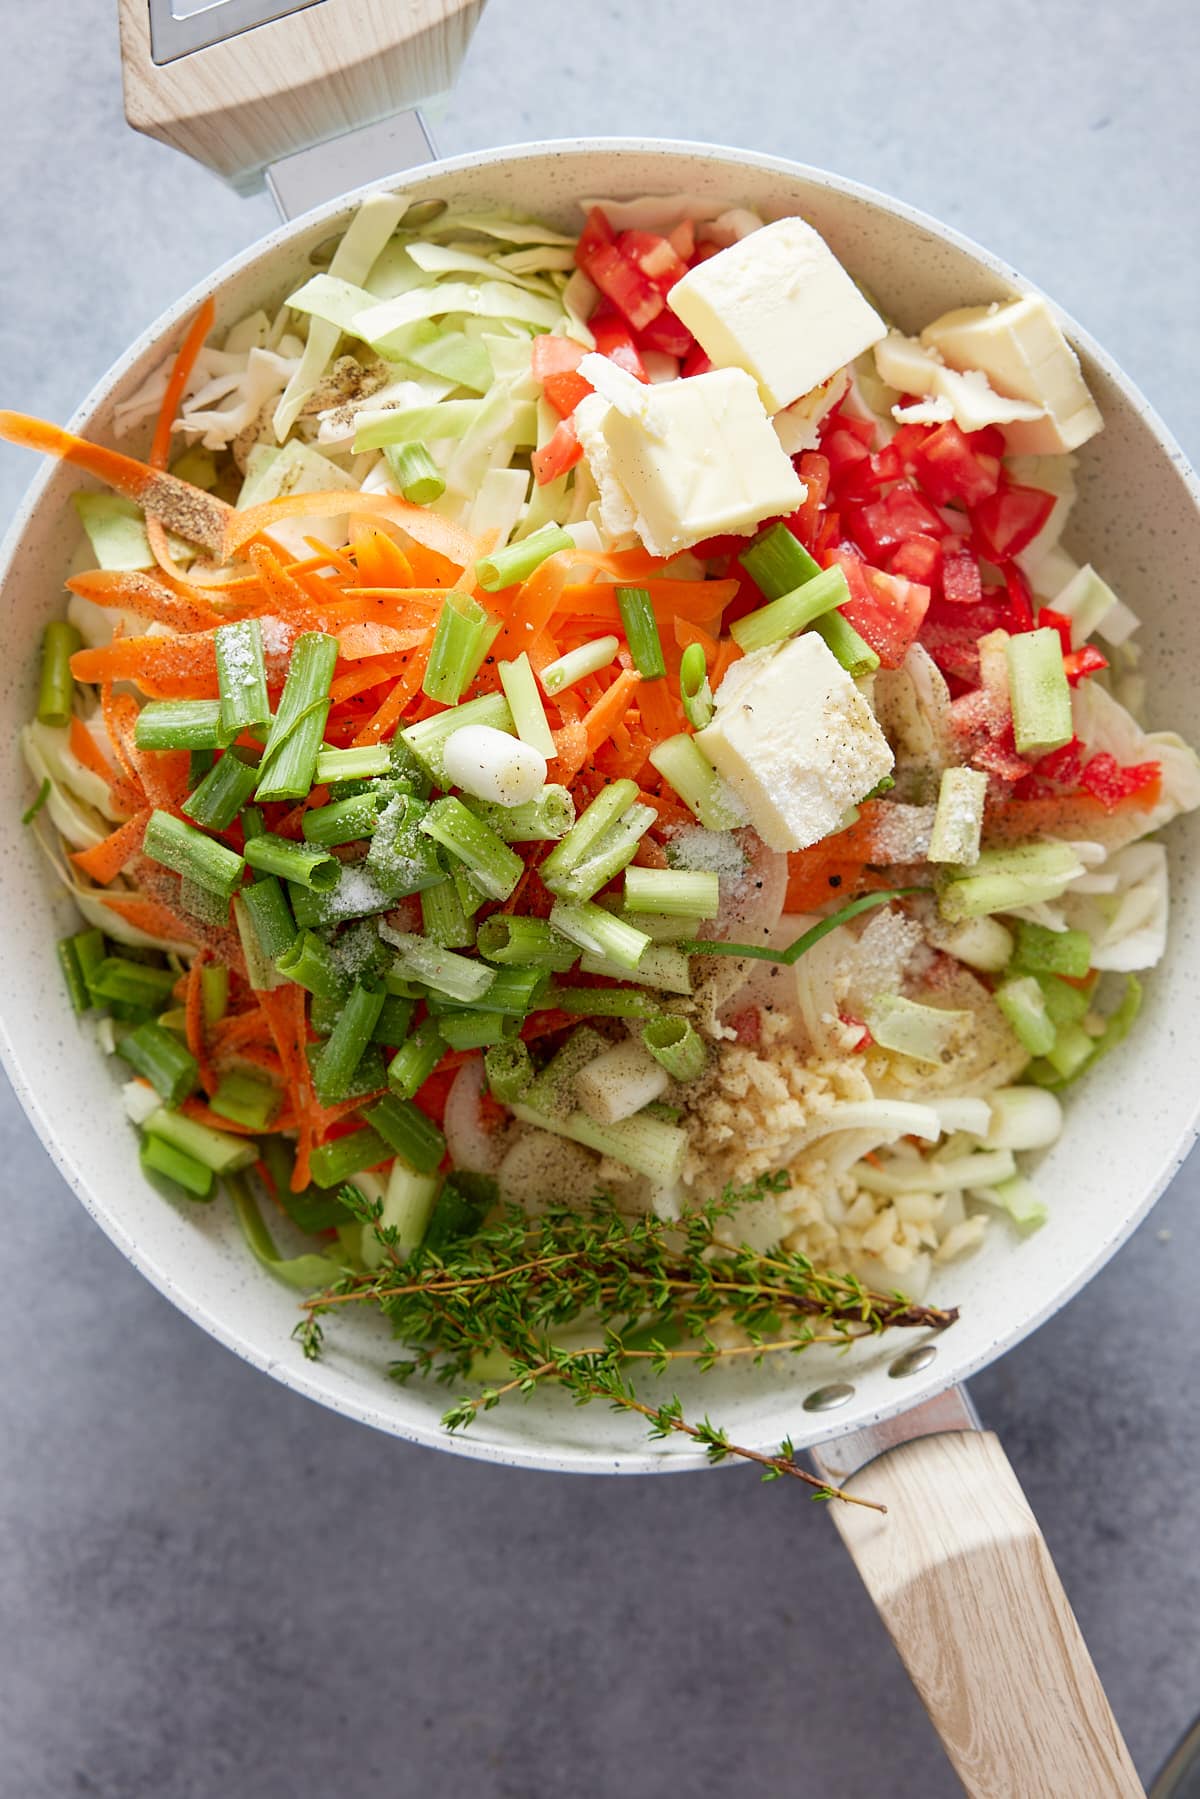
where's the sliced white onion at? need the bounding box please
[984,1087,1064,1151]
[444,1057,506,1174]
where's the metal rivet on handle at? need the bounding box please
[888,1344,938,1379]
[803,1382,855,1413]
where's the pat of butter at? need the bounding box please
[667,217,886,414]
[696,634,894,852]
[919,296,1102,454]
[875,331,1047,434]
[573,358,804,559]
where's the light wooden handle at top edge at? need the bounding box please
[828,1430,1143,1798]
[117,0,487,188]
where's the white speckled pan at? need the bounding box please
[0,128,1192,1791]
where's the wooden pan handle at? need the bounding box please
[118,0,487,190]
[828,1430,1143,1797]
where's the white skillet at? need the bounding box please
[3,6,1197,1792]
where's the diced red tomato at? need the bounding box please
[691,531,759,560]
[830,551,930,669]
[890,421,933,462]
[680,343,712,378]
[532,415,582,485]
[1033,737,1086,787]
[1063,644,1109,685]
[941,548,983,605]
[972,484,1056,562]
[830,410,876,448]
[853,485,947,561]
[577,211,665,331]
[617,229,690,289]
[667,219,695,262]
[920,594,1013,682]
[823,428,873,491]
[1003,564,1035,632]
[530,334,593,418]
[910,421,1001,506]
[868,443,904,486]
[890,533,942,589]
[575,206,616,268]
[1079,753,1162,810]
[637,309,694,357]
[589,300,649,381]
[786,451,830,550]
[541,369,592,418]
[688,240,722,267]
[973,737,1035,784]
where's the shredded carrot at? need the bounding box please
[551,718,590,782]
[68,715,114,782]
[211,1008,275,1055]
[223,490,476,570]
[493,556,571,661]
[353,527,414,588]
[258,985,317,1188]
[635,677,681,741]
[72,631,219,699]
[583,667,642,754]
[710,637,743,690]
[69,808,152,884]
[673,617,721,657]
[150,298,215,471]
[67,568,223,634]
[301,536,359,582]
[334,622,430,661]
[93,891,203,945]
[351,642,431,744]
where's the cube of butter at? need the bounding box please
[696,634,894,852]
[574,362,804,559]
[920,296,1102,455]
[667,217,886,414]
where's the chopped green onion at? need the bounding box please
[255,632,338,802]
[511,1100,686,1186]
[476,914,578,971]
[309,1128,391,1189]
[371,993,415,1046]
[682,886,922,963]
[1007,627,1072,757]
[549,986,660,1018]
[232,893,282,992]
[140,1133,214,1201]
[144,808,245,902]
[973,1174,1048,1233]
[382,928,495,1004]
[423,1171,493,1253]
[388,1018,446,1099]
[288,865,398,929]
[647,735,747,831]
[201,962,229,1027]
[521,1027,604,1119]
[549,899,650,972]
[179,878,231,928]
[624,866,720,920]
[227,1173,341,1288]
[215,618,270,735]
[1037,974,1090,1027]
[436,1010,509,1050]
[37,620,82,728]
[1045,1020,1095,1080]
[456,964,548,1016]
[476,522,573,593]
[543,803,656,904]
[182,750,260,832]
[810,609,880,677]
[642,1015,707,1082]
[420,875,476,949]
[210,1069,280,1131]
[363,1093,446,1174]
[244,832,339,892]
[22,778,51,826]
[419,796,524,902]
[604,900,704,943]
[466,785,575,843]
[89,956,176,1010]
[995,975,1056,1057]
[301,793,382,847]
[928,765,988,867]
[730,565,851,653]
[679,641,713,730]
[615,587,666,679]
[864,994,973,1065]
[57,935,91,1014]
[306,1040,386,1106]
[314,743,391,783]
[938,843,1083,923]
[1011,919,1092,980]
[72,928,106,1001]
[116,1021,199,1106]
[241,804,266,844]
[579,945,692,993]
[400,692,515,787]
[423,589,500,705]
[366,793,444,897]
[275,930,347,999]
[450,860,488,920]
[539,635,620,695]
[143,1106,257,1174]
[541,779,638,887]
[739,521,821,597]
[237,875,296,961]
[383,441,445,504]
[497,652,557,758]
[310,977,387,1104]
[485,1039,534,1103]
[575,1040,670,1124]
[135,700,230,752]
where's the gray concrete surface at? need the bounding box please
[1,1,1198,1793]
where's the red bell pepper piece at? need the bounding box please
[855,484,947,560]
[786,452,830,550]
[830,551,930,669]
[910,421,1001,506]
[532,415,583,486]
[1033,737,1086,787]
[1063,644,1109,685]
[1079,752,1161,810]
[617,229,690,289]
[1036,607,1073,654]
[576,206,616,267]
[1003,564,1035,632]
[823,428,874,496]
[890,533,943,589]
[941,548,983,605]
[972,484,1056,562]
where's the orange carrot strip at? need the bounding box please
[69,715,114,782]
[636,677,681,741]
[335,622,430,661]
[224,491,476,569]
[353,528,414,588]
[301,536,359,582]
[92,891,202,945]
[351,642,431,744]
[150,298,215,470]
[583,667,642,754]
[560,577,738,627]
[72,632,219,699]
[551,718,589,782]
[493,557,571,661]
[70,808,152,884]
[0,411,230,553]
[211,1008,275,1055]
[67,568,223,634]
[710,637,743,690]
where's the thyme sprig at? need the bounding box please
[295,1171,958,1508]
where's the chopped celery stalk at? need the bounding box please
[575,1040,669,1125]
[730,566,851,653]
[811,609,879,676]
[363,1093,446,1175]
[383,441,445,504]
[387,1019,446,1100]
[371,993,416,1046]
[511,1100,686,1185]
[928,766,988,867]
[244,832,339,892]
[864,995,973,1065]
[579,945,692,994]
[38,621,81,728]
[624,866,720,920]
[140,1133,214,1201]
[549,985,660,1018]
[135,700,230,752]
[57,937,90,1014]
[855,1148,1017,1197]
[380,928,495,1004]
[372,1160,440,1258]
[932,915,1014,972]
[678,641,713,731]
[647,735,748,831]
[143,1107,257,1174]
[314,743,391,783]
[541,779,639,887]
[539,635,620,695]
[89,956,176,1009]
[615,587,666,679]
[255,632,338,802]
[232,894,284,992]
[308,1128,391,1189]
[423,590,499,704]
[215,619,270,735]
[485,1039,534,1104]
[1037,974,1091,1027]
[475,914,578,971]
[210,1070,280,1131]
[642,1015,707,1082]
[274,930,347,999]
[984,1087,1064,1151]
[310,977,387,1104]
[739,522,821,598]
[1012,919,1091,979]
[995,975,1056,1057]
[365,793,444,898]
[938,843,1083,922]
[466,785,575,843]
[971,1174,1048,1233]
[116,1021,199,1107]
[497,653,557,758]
[301,793,382,847]
[1045,1020,1096,1080]
[437,1011,509,1050]
[420,875,477,950]
[1006,627,1072,757]
[475,523,573,593]
[400,692,515,787]
[227,1173,342,1289]
[419,796,524,902]
[549,900,650,972]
